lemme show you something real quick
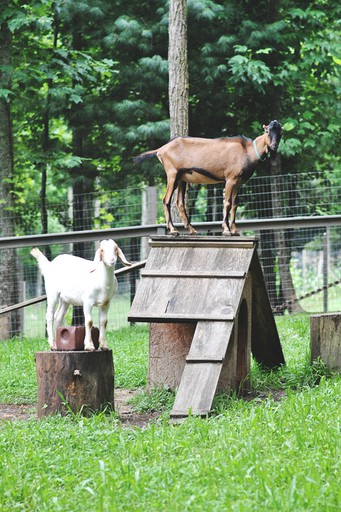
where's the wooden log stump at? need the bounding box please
[148,323,196,390]
[310,313,341,370]
[36,350,114,417]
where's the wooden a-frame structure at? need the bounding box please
[128,236,285,418]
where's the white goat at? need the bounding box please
[31,240,131,351]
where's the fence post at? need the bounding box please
[323,229,329,313]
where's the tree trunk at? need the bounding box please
[70,28,94,325]
[0,21,21,337]
[168,0,188,138]
[141,176,157,259]
[271,155,304,313]
[38,6,59,262]
[168,0,189,224]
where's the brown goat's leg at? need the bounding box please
[229,186,240,236]
[163,172,180,235]
[222,181,233,235]
[177,181,198,235]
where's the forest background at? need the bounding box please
[0,0,340,334]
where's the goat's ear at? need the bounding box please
[93,247,103,265]
[116,245,131,266]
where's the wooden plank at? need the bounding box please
[150,235,258,243]
[170,363,223,417]
[128,313,235,322]
[129,275,244,321]
[144,245,254,275]
[150,240,255,249]
[186,356,224,363]
[187,321,234,361]
[250,252,285,368]
[141,270,246,278]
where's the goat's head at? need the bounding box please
[94,239,131,268]
[263,120,283,158]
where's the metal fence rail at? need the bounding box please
[1,215,340,249]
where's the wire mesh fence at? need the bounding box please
[8,171,341,234]
[0,170,340,340]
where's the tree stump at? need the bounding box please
[310,313,341,370]
[36,350,114,417]
[148,323,196,390]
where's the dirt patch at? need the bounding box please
[0,389,287,427]
[0,403,36,422]
[114,388,159,428]
[0,389,159,428]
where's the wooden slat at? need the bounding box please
[187,321,234,361]
[186,356,224,363]
[250,251,286,368]
[150,240,255,249]
[170,363,223,417]
[144,244,254,276]
[170,321,235,417]
[141,270,246,278]
[129,274,242,321]
[128,313,235,322]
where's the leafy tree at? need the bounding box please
[0,4,21,335]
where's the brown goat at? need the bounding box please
[134,120,282,236]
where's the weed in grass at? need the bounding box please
[54,389,118,420]
[129,386,175,413]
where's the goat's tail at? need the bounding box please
[133,149,158,164]
[30,248,50,274]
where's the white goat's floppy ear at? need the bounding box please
[93,247,102,264]
[90,246,103,272]
[115,245,131,266]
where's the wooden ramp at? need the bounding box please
[128,236,285,418]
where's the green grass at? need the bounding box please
[0,315,340,511]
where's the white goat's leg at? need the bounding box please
[83,303,96,351]
[46,294,58,350]
[54,301,69,328]
[98,304,109,350]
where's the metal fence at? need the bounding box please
[0,217,340,340]
[0,170,340,340]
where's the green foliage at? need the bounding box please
[1,0,340,232]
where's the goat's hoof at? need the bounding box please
[100,346,109,351]
[170,231,180,237]
[84,346,96,352]
[231,232,240,237]
[222,230,231,237]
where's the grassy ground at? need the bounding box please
[0,315,340,511]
